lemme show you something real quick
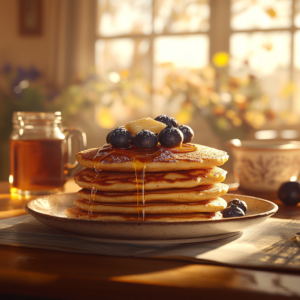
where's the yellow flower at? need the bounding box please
[197,97,209,108]
[120,69,129,78]
[96,108,116,129]
[210,93,220,104]
[201,66,215,80]
[125,95,145,109]
[234,94,246,104]
[245,111,265,129]
[280,82,296,98]
[265,8,276,18]
[159,62,174,68]
[232,117,242,127]
[176,110,192,124]
[226,109,236,119]
[213,105,225,116]
[213,52,230,68]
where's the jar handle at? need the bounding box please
[63,127,87,178]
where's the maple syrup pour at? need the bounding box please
[90,143,197,220]
[88,159,101,217]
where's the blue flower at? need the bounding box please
[47,90,60,101]
[2,63,12,74]
[16,67,28,83]
[28,66,42,81]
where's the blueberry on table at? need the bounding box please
[278,181,300,206]
[223,205,245,218]
[227,199,247,213]
[155,115,179,128]
[158,126,183,148]
[133,129,158,149]
[110,127,133,149]
[178,125,194,143]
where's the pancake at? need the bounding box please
[76,143,228,172]
[74,167,227,192]
[77,183,229,203]
[65,207,223,222]
[73,197,227,214]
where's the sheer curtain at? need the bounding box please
[46,0,96,86]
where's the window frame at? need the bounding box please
[95,0,298,109]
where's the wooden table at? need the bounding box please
[1,181,300,300]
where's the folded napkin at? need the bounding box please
[0,215,300,271]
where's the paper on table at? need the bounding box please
[0,215,300,271]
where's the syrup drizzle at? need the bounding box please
[88,143,197,220]
[88,168,99,215]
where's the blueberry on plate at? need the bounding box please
[133,129,158,149]
[110,127,133,149]
[278,181,300,206]
[178,125,194,143]
[223,205,245,218]
[155,115,179,128]
[227,198,247,213]
[158,126,183,148]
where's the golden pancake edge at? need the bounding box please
[77,183,229,203]
[74,167,227,192]
[65,207,223,222]
[73,197,227,214]
[76,143,229,172]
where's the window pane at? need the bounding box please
[153,35,209,115]
[293,31,300,113]
[230,32,291,111]
[154,0,209,33]
[95,38,151,124]
[96,38,151,79]
[97,0,152,36]
[231,0,292,30]
[154,35,209,70]
[295,0,300,27]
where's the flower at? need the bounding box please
[156,64,295,140]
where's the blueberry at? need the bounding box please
[158,126,183,148]
[178,125,194,143]
[227,199,247,213]
[223,205,245,218]
[155,115,179,128]
[110,127,133,149]
[278,181,300,206]
[133,129,158,149]
[106,126,124,144]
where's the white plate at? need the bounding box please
[25,193,278,243]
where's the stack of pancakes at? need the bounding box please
[65,144,229,221]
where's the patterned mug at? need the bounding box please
[227,139,300,193]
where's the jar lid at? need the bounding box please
[12,112,62,124]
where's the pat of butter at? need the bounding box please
[125,117,166,135]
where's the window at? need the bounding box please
[96,0,210,117]
[230,0,299,114]
[95,0,300,118]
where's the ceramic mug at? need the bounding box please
[227,139,300,193]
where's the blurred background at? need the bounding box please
[1,0,300,182]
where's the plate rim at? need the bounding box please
[63,231,243,245]
[25,193,279,226]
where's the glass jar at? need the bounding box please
[10,111,86,195]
